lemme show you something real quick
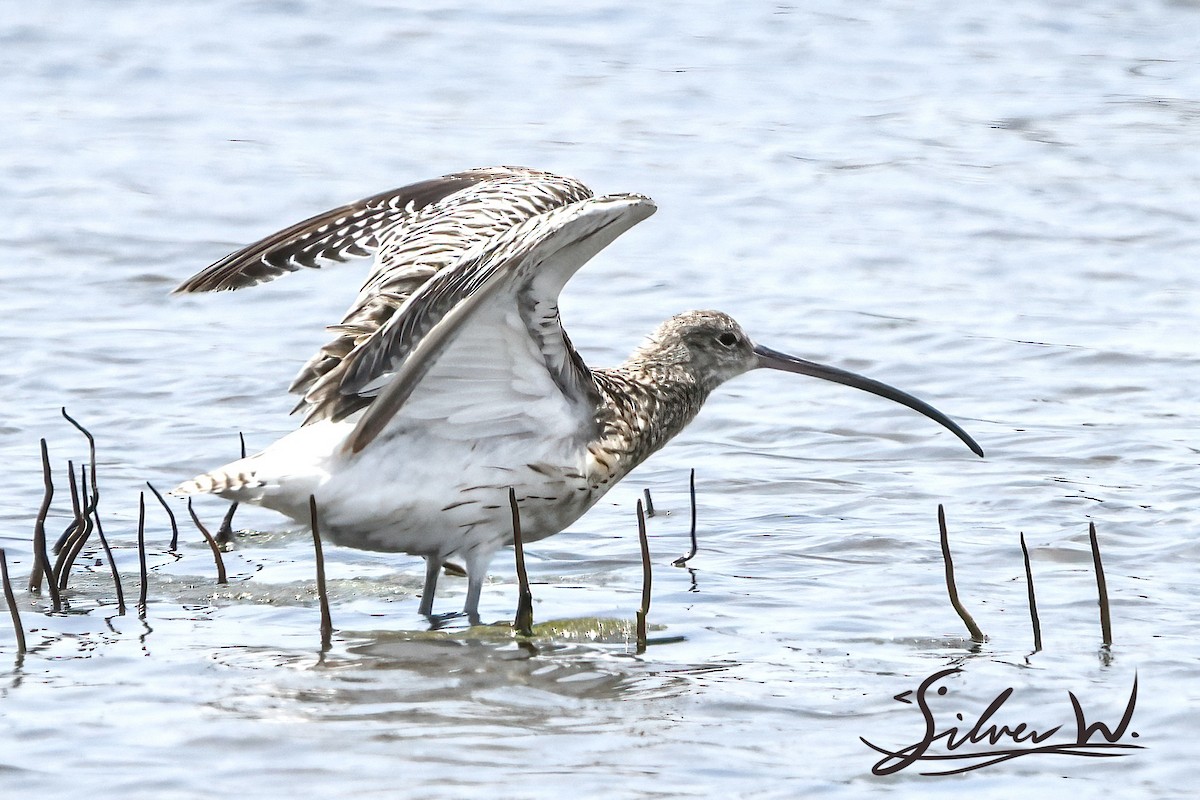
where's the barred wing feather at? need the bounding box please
[174,166,595,423]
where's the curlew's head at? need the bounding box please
[632,310,758,391]
[633,310,984,457]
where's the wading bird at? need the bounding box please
[174,166,983,623]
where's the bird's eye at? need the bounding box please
[717,332,739,348]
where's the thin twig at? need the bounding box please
[146,482,180,551]
[28,439,62,611]
[510,488,534,637]
[1088,521,1112,647]
[216,433,247,546]
[636,499,652,649]
[49,457,79,564]
[56,463,95,590]
[186,499,228,585]
[51,460,80,554]
[56,411,122,608]
[643,488,655,518]
[215,502,239,546]
[938,505,984,643]
[92,505,125,614]
[61,407,101,540]
[1,548,27,655]
[1019,532,1041,653]
[137,492,149,615]
[672,469,699,567]
[309,495,333,650]
[67,463,95,570]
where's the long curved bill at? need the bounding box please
[753,344,984,457]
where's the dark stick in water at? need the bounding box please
[1088,521,1112,647]
[186,499,228,585]
[636,499,652,649]
[61,407,102,542]
[938,504,984,643]
[137,492,149,615]
[1,548,27,655]
[50,460,80,555]
[309,495,333,650]
[510,488,534,637]
[28,439,62,612]
[55,463,95,591]
[216,433,246,546]
[1019,532,1041,653]
[146,482,180,552]
[93,507,125,614]
[67,464,96,579]
[672,469,698,566]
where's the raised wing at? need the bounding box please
[340,194,657,454]
[175,166,594,422]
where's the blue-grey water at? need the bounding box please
[1,2,1197,797]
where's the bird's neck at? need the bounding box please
[589,362,708,479]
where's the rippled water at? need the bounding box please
[2,2,1198,797]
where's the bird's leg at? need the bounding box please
[418,556,442,617]
[460,547,494,627]
[462,571,483,627]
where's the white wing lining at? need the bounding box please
[345,194,657,454]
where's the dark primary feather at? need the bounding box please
[174,166,595,423]
[173,172,493,293]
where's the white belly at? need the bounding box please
[241,418,615,563]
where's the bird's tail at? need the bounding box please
[172,456,265,499]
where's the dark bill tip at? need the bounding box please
[753,344,984,458]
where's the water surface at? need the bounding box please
[1,2,1197,797]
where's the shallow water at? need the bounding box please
[2,2,1198,797]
